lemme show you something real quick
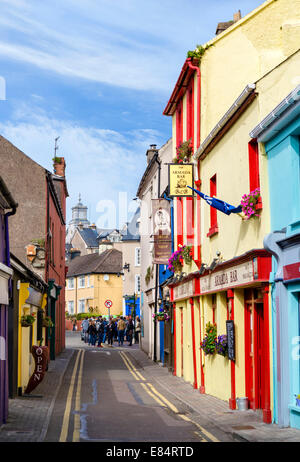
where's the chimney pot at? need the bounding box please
[234,10,241,22]
[53,157,66,176]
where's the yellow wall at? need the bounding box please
[18,283,46,392]
[66,273,123,316]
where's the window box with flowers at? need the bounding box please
[241,188,262,220]
[168,245,193,274]
[200,322,217,356]
[216,334,228,357]
[20,313,36,327]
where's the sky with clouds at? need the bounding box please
[0,0,264,227]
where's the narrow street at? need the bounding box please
[44,332,236,443]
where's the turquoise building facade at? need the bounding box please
[250,85,300,428]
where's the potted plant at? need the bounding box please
[152,309,170,322]
[173,139,193,164]
[200,322,217,355]
[43,316,54,328]
[20,313,36,327]
[216,334,228,357]
[240,188,261,220]
[168,245,193,274]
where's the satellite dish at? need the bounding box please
[103,274,109,281]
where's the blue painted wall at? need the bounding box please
[265,112,300,428]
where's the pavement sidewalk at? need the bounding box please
[1,331,300,443]
[127,347,300,443]
[0,347,74,442]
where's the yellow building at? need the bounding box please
[65,249,123,317]
[163,0,300,424]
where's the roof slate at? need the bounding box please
[78,228,99,248]
[67,248,122,277]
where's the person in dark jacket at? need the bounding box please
[97,320,105,347]
[107,320,115,347]
[126,319,134,346]
[87,321,97,346]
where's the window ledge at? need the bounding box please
[207,225,219,238]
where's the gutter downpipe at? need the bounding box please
[153,154,161,362]
[187,58,201,155]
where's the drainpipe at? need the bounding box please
[187,58,201,151]
[153,154,161,362]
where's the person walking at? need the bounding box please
[87,320,97,346]
[72,318,77,331]
[81,316,90,343]
[135,316,141,344]
[126,319,134,346]
[107,320,114,347]
[117,316,126,346]
[97,319,105,347]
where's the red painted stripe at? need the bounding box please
[190,298,198,389]
[227,289,236,410]
[198,296,205,393]
[173,302,177,376]
[177,198,183,247]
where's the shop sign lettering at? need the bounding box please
[173,280,194,301]
[200,261,254,294]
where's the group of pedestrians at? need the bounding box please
[80,315,141,348]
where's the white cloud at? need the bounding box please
[0,0,266,93]
[0,109,164,223]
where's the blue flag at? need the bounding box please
[187,186,242,216]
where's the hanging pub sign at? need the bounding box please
[152,198,172,265]
[168,163,194,197]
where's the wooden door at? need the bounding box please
[245,301,255,408]
[180,308,184,377]
[254,303,264,409]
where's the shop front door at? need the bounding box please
[245,290,265,411]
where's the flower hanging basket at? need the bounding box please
[168,245,193,274]
[20,314,36,327]
[43,316,54,328]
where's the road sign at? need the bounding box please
[104,300,113,309]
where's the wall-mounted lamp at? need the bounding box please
[208,258,219,272]
[123,263,130,272]
[199,263,207,275]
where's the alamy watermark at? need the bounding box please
[0,77,6,100]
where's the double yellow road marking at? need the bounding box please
[59,349,85,442]
[120,351,220,443]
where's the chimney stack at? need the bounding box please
[233,10,242,23]
[53,157,66,177]
[70,248,81,260]
[146,144,158,165]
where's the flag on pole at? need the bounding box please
[187,186,242,216]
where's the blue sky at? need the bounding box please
[0,0,264,227]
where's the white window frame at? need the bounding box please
[135,274,141,294]
[135,247,141,267]
[68,278,75,289]
[78,275,85,288]
[87,275,90,287]
[68,300,74,314]
[78,299,85,313]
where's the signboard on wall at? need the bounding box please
[152,198,172,265]
[226,320,235,361]
[168,163,194,197]
[200,260,254,294]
